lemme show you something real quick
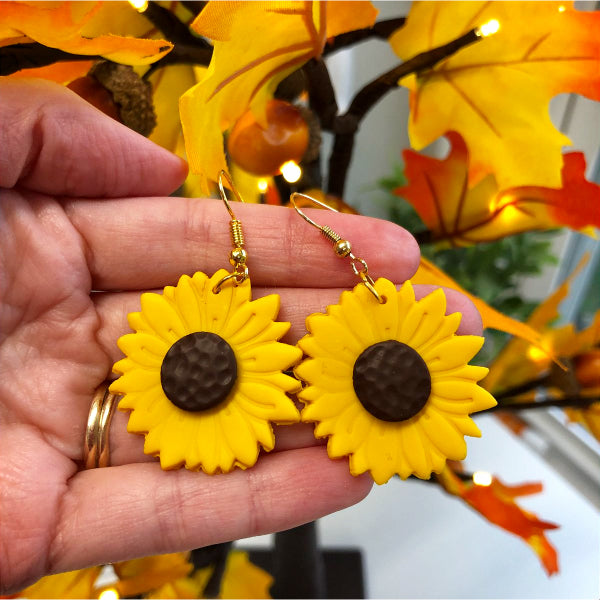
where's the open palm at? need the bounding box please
[0,80,482,594]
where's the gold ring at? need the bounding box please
[83,382,119,469]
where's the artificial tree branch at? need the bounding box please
[486,395,599,412]
[142,1,213,78]
[327,27,482,197]
[0,43,97,76]
[303,58,339,130]
[322,17,407,56]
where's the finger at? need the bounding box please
[0,79,187,198]
[64,198,420,290]
[50,447,372,574]
[97,284,483,466]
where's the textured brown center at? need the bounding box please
[352,340,431,422]
[160,332,237,412]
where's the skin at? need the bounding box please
[0,79,483,594]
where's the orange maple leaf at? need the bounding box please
[438,467,559,575]
[0,1,172,66]
[389,1,600,191]
[180,0,378,194]
[395,132,600,247]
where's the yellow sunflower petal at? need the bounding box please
[369,278,401,340]
[237,381,301,423]
[301,390,355,421]
[400,421,432,479]
[117,332,169,368]
[238,341,302,373]
[295,357,353,387]
[421,335,485,369]
[222,293,281,342]
[300,312,362,362]
[337,286,380,347]
[111,366,161,394]
[418,408,468,462]
[220,403,262,468]
[431,381,497,412]
[140,292,186,342]
[417,311,463,355]
[398,287,446,346]
[326,404,368,458]
[171,274,204,333]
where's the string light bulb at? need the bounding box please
[281,160,302,183]
[98,588,120,600]
[257,179,268,193]
[128,0,148,13]
[472,471,493,486]
[558,5,566,12]
[477,19,500,37]
[527,344,550,364]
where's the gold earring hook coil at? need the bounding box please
[214,171,249,293]
[289,192,384,304]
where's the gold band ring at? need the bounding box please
[83,382,119,469]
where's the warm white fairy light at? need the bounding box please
[98,588,120,600]
[281,160,302,183]
[477,19,500,37]
[558,5,566,12]
[473,471,493,487]
[257,178,268,193]
[128,0,148,13]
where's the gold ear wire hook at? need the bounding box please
[214,171,249,293]
[290,192,384,304]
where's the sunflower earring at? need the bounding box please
[290,193,497,485]
[109,172,302,473]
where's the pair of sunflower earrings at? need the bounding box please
[110,172,496,485]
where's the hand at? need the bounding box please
[0,79,483,594]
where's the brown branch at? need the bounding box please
[303,58,338,129]
[486,395,599,412]
[327,28,483,197]
[322,17,407,56]
[0,43,98,76]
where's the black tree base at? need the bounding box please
[243,547,365,599]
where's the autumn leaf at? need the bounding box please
[389,1,600,190]
[16,566,102,599]
[412,255,549,353]
[0,1,172,66]
[483,256,594,394]
[112,552,194,597]
[180,0,378,194]
[437,467,559,575]
[395,132,600,247]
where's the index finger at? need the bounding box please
[64,197,420,290]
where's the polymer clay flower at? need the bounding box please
[295,279,496,484]
[110,269,302,473]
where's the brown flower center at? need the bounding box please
[160,332,237,412]
[352,340,431,421]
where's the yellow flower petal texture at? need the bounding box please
[110,269,302,473]
[296,279,496,484]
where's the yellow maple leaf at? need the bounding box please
[16,566,102,599]
[0,1,172,66]
[112,552,194,597]
[389,1,600,190]
[180,0,378,194]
